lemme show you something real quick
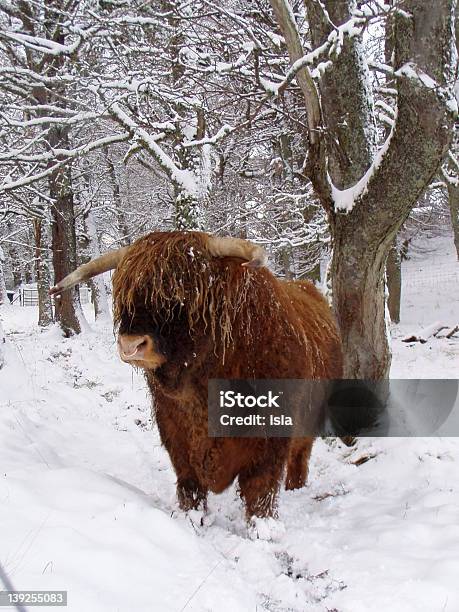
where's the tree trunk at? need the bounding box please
[303,261,321,284]
[10,249,22,288]
[174,188,202,231]
[329,0,454,378]
[163,1,206,230]
[33,216,53,327]
[104,150,131,246]
[272,0,456,378]
[446,180,459,260]
[280,247,294,279]
[6,220,22,288]
[0,319,5,370]
[49,128,84,336]
[82,209,110,321]
[386,241,401,323]
[383,10,402,324]
[0,246,9,307]
[331,231,392,378]
[0,246,8,369]
[24,243,34,284]
[171,110,206,231]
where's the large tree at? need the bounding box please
[271,0,457,377]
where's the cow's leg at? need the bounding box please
[156,409,208,512]
[285,437,314,490]
[238,442,287,519]
[176,476,208,513]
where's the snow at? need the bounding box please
[395,62,458,115]
[310,60,333,79]
[395,62,438,90]
[0,30,85,56]
[183,125,234,148]
[391,234,458,378]
[330,115,395,212]
[266,31,284,48]
[0,235,458,611]
[259,76,284,95]
[375,99,395,117]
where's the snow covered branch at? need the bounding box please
[0,132,130,192]
[270,0,321,144]
[101,96,199,197]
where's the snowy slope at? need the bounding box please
[0,235,458,612]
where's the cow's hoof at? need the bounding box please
[187,508,215,529]
[248,516,286,542]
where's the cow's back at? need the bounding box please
[282,279,343,379]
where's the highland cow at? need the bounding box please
[51,231,342,520]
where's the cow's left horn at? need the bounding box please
[207,236,267,268]
[49,247,129,296]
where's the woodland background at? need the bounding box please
[0,0,458,378]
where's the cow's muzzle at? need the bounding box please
[117,334,166,369]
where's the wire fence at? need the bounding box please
[403,267,459,289]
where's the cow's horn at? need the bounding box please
[207,236,267,268]
[49,247,129,296]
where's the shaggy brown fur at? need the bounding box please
[113,231,343,519]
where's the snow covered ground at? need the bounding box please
[0,235,458,612]
[391,235,458,378]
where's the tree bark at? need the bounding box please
[384,10,402,323]
[0,319,5,370]
[82,209,110,321]
[104,149,131,246]
[48,122,84,335]
[280,247,294,279]
[0,246,9,307]
[274,0,456,378]
[49,157,83,335]
[33,216,53,327]
[386,241,401,324]
[0,246,8,369]
[23,226,34,285]
[6,220,22,288]
[446,179,459,260]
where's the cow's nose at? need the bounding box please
[118,334,151,361]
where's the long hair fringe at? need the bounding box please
[112,232,254,358]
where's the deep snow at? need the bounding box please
[0,235,458,612]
